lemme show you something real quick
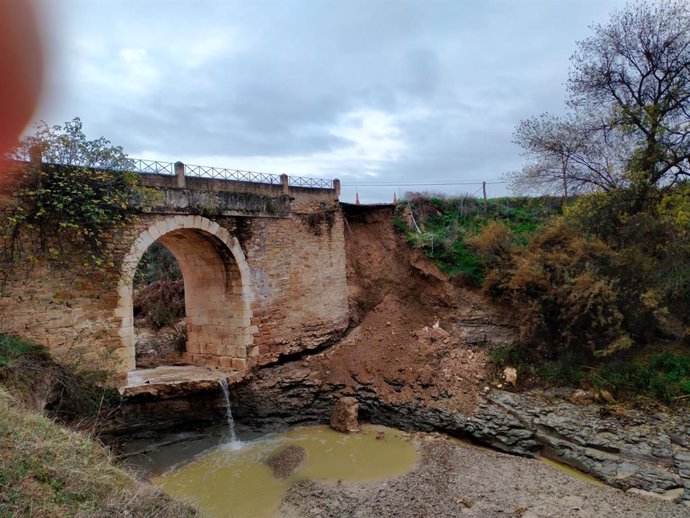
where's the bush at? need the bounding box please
[133,279,185,330]
[565,184,690,335]
[398,194,557,284]
[482,219,629,357]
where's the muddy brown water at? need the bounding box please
[129,424,419,518]
[122,421,607,518]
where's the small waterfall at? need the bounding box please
[218,378,241,449]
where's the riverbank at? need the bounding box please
[0,387,196,517]
[281,436,689,518]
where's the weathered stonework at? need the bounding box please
[0,172,349,383]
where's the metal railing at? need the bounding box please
[115,159,176,176]
[288,175,334,188]
[185,163,283,184]
[22,148,336,190]
[123,158,334,189]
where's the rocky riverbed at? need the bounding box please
[228,362,690,506]
[280,437,689,518]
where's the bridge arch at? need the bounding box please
[116,216,254,373]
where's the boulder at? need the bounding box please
[330,396,360,433]
[428,327,450,341]
[265,445,306,479]
[503,366,517,386]
[568,389,595,405]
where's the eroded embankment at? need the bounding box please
[228,204,690,505]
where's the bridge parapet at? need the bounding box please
[113,158,340,198]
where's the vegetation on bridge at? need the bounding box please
[0,118,158,273]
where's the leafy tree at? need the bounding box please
[1,118,155,270]
[511,1,690,205]
[9,117,133,170]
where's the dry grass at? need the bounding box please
[133,279,185,330]
[0,388,197,517]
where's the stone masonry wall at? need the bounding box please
[0,181,349,382]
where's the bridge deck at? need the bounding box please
[120,365,247,397]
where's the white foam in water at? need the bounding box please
[218,378,243,449]
[222,440,245,451]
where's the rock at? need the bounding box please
[597,389,616,404]
[503,366,517,386]
[569,389,595,405]
[265,445,306,479]
[428,327,450,341]
[226,361,690,506]
[330,396,360,433]
[626,487,685,502]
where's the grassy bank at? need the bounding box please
[0,334,197,517]
[0,387,197,517]
[489,345,690,406]
[397,194,559,283]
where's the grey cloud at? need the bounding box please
[37,0,629,201]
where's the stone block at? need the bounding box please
[231,358,247,371]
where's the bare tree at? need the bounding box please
[512,1,690,201]
[509,114,629,198]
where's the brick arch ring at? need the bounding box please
[115,215,254,375]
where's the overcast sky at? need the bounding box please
[33,0,628,203]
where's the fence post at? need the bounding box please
[280,174,289,194]
[29,145,42,166]
[175,161,185,188]
[482,181,487,214]
[29,145,43,189]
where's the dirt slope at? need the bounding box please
[304,204,515,415]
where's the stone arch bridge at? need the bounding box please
[0,163,349,383]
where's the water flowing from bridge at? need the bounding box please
[218,378,242,450]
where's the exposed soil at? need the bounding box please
[302,204,515,415]
[281,436,689,518]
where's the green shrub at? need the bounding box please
[0,334,50,367]
[490,345,690,405]
[398,194,557,284]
